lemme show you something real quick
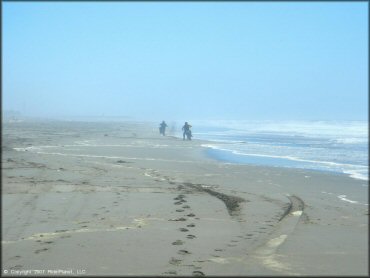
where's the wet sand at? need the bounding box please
[1,120,368,276]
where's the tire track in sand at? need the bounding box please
[252,194,304,275]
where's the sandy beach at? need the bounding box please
[1,120,368,276]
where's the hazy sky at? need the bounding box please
[3,2,368,121]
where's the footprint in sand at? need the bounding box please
[9,265,23,270]
[179,228,189,232]
[174,201,183,205]
[176,209,184,212]
[55,229,68,233]
[182,205,190,209]
[34,248,49,254]
[78,221,90,224]
[192,270,205,276]
[163,270,177,275]
[187,234,196,239]
[169,257,182,265]
[178,249,191,255]
[186,223,195,227]
[187,213,196,217]
[169,217,187,222]
[172,240,184,245]
[214,249,223,252]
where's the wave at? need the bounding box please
[193,120,368,139]
[331,138,369,144]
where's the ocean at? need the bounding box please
[185,120,368,181]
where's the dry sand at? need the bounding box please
[1,120,368,276]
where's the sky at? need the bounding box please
[3,2,368,122]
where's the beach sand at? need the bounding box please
[2,120,368,276]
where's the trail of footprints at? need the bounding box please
[146,169,238,276]
[9,168,159,272]
[143,166,209,275]
[164,193,205,277]
[148,169,241,276]
[151,169,246,276]
[16,187,127,266]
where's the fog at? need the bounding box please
[3,2,368,123]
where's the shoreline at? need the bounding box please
[173,136,368,184]
[199,140,368,183]
[2,120,368,276]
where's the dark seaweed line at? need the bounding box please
[182,182,245,216]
